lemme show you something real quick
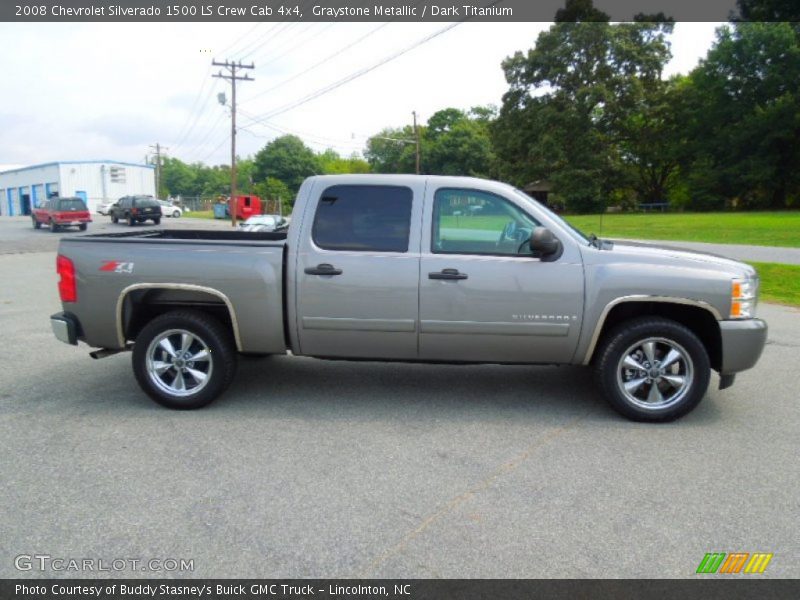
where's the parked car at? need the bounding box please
[96,200,114,216]
[109,195,162,226]
[50,175,767,421]
[158,200,182,218]
[238,214,288,232]
[32,197,92,232]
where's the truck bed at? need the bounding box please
[56,228,288,354]
[62,229,288,245]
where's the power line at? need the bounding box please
[243,21,393,103]
[180,109,228,162]
[248,21,463,122]
[197,133,230,164]
[238,110,364,151]
[253,23,336,71]
[172,24,266,149]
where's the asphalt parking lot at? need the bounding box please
[0,216,798,579]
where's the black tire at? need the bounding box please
[33,217,41,229]
[127,215,135,227]
[594,317,710,422]
[153,217,161,225]
[111,214,118,224]
[49,220,58,233]
[79,223,87,231]
[132,309,238,409]
[172,210,180,218]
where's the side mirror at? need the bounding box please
[529,226,562,260]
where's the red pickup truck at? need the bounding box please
[32,197,92,232]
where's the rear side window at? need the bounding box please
[57,199,87,211]
[312,185,412,252]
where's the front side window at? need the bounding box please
[432,188,539,256]
[312,185,412,252]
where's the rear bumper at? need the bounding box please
[50,312,79,345]
[719,318,767,374]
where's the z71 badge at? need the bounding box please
[99,261,134,274]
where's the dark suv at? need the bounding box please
[110,195,162,226]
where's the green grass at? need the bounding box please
[749,262,800,307]
[187,210,215,220]
[564,211,800,248]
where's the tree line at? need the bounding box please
[161,0,799,214]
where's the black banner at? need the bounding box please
[2,580,800,600]
[2,0,747,23]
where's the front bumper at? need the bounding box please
[719,318,767,374]
[50,312,79,345]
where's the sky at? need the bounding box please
[0,21,723,171]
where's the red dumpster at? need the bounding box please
[228,195,262,221]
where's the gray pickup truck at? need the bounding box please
[50,175,767,421]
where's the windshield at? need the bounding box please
[511,188,591,245]
[135,198,159,208]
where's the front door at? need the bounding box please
[419,187,584,363]
[295,181,424,359]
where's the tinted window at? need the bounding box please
[312,185,412,252]
[134,197,159,208]
[56,198,87,211]
[432,188,539,256]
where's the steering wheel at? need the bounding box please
[497,221,517,247]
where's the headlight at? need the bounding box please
[730,277,759,319]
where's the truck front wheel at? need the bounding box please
[594,317,710,422]
[132,310,238,409]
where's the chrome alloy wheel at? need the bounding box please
[145,329,213,397]
[615,337,693,410]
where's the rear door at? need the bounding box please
[418,185,584,363]
[294,180,424,359]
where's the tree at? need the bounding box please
[253,135,321,194]
[734,0,800,23]
[160,157,197,197]
[253,177,292,214]
[424,107,496,178]
[318,149,371,174]
[683,22,800,208]
[364,126,419,173]
[492,6,673,212]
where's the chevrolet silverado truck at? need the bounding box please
[32,197,92,232]
[50,175,767,421]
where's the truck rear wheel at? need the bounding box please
[132,310,238,409]
[32,217,41,229]
[49,220,58,233]
[594,317,710,422]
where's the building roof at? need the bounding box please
[0,160,154,176]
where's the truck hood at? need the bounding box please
[607,240,757,279]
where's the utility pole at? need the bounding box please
[412,110,421,175]
[148,143,167,197]
[212,59,254,226]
